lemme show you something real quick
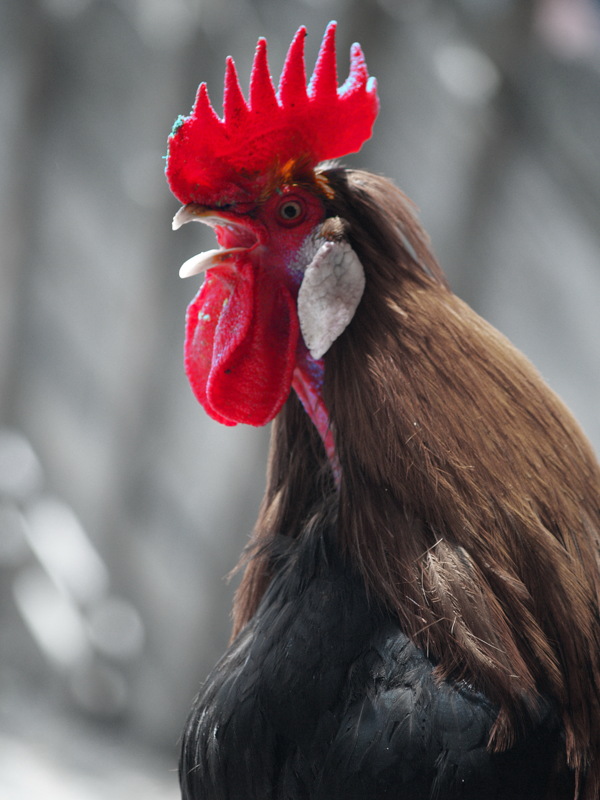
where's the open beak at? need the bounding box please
[172,204,258,278]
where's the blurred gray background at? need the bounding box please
[1,0,599,796]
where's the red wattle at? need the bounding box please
[184,261,299,426]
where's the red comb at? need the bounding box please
[166,22,379,205]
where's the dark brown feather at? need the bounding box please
[233,167,600,798]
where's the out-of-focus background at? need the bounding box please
[1,0,599,796]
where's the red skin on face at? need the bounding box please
[184,189,325,427]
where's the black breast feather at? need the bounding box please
[180,524,567,800]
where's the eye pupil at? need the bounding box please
[279,200,303,221]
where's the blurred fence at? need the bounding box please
[0,0,599,796]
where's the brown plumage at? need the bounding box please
[233,167,600,798]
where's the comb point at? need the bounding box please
[250,38,278,113]
[223,56,248,123]
[309,20,338,99]
[278,26,308,107]
[340,42,369,96]
[193,82,220,127]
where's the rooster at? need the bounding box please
[165,23,600,800]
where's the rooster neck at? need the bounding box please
[291,353,339,481]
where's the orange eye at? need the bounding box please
[277,198,305,225]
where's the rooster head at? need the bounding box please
[166,23,379,426]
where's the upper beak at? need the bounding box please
[172,204,229,231]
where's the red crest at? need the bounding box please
[166,22,379,205]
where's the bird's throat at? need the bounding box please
[292,356,340,483]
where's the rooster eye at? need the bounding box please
[277,199,305,225]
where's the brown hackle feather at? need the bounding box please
[232,167,600,798]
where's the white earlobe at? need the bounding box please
[297,239,365,360]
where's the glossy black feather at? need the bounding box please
[180,511,568,800]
